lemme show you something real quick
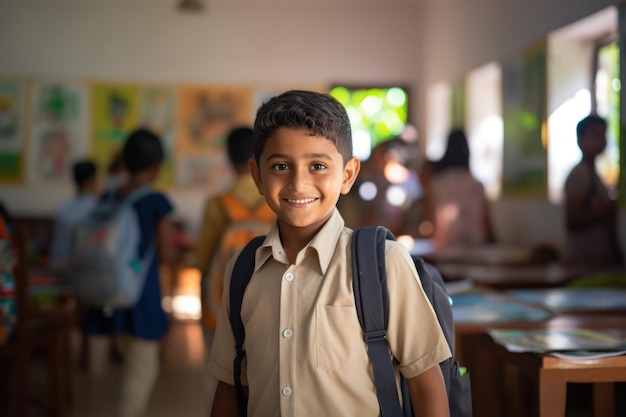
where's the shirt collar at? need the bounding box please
[255,208,345,275]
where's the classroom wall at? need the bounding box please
[0,0,622,251]
[0,0,422,232]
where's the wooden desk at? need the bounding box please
[538,353,626,417]
[458,314,626,417]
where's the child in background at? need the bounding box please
[564,115,622,266]
[209,90,451,417]
[82,128,175,417]
[49,159,99,267]
[428,129,494,250]
[195,126,274,337]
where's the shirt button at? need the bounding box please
[282,386,293,397]
[283,328,293,338]
[284,272,294,282]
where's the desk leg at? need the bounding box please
[593,383,614,417]
[539,369,566,417]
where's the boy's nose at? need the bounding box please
[288,167,309,191]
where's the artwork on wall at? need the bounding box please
[0,78,325,191]
[91,83,141,176]
[28,81,89,184]
[176,86,251,191]
[177,153,234,190]
[140,86,176,188]
[92,84,177,187]
[501,41,547,197]
[0,80,27,183]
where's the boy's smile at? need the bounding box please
[250,127,359,238]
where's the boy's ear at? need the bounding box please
[341,157,360,195]
[249,159,265,196]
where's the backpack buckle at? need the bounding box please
[364,330,387,343]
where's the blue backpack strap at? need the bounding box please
[352,226,412,417]
[229,235,266,417]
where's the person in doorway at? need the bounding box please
[564,114,622,266]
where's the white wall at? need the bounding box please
[0,0,622,248]
[0,0,422,232]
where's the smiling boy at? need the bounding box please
[208,90,451,417]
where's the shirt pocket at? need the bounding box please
[316,305,366,371]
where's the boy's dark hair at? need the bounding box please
[226,126,254,167]
[72,160,97,188]
[576,114,606,138]
[253,90,353,164]
[121,128,164,175]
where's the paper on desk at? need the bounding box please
[488,328,626,353]
[550,350,626,360]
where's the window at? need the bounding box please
[329,86,410,161]
[594,41,620,195]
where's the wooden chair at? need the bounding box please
[0,226,75,417]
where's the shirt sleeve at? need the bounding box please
[384,241,452,378]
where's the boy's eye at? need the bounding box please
[311,163,327,171]
[272,163,289,171]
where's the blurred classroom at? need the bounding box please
[1,0,626,416]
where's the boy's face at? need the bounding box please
[578,124,607,157]
[250,127,360,233]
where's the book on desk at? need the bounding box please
[504,288,626,313]
[450,292,553,324]
[487,328,626,355]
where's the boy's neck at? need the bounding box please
[278,215,332,264]
[581,154,596,167]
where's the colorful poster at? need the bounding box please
[28,81,89,184]
[0,80,27,183]
[176,153,234,190]
[140,86,176,187]
[91,83,140,174]
[176,86,251,189]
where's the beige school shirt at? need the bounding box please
[208,209,451,417]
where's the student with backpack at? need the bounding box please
[209,91,452,417]
[49,159,99,268]
[79,128,175,417]
[195,126,274,336]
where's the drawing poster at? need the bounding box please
[0,80,27,183]
[176,86,251,188]
[140,86,176,188]
[28,81,89,184]
[91,83,140,175]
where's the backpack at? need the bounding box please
[228,226,472,417]
[201,192,274,329]
[67,186,154,309]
